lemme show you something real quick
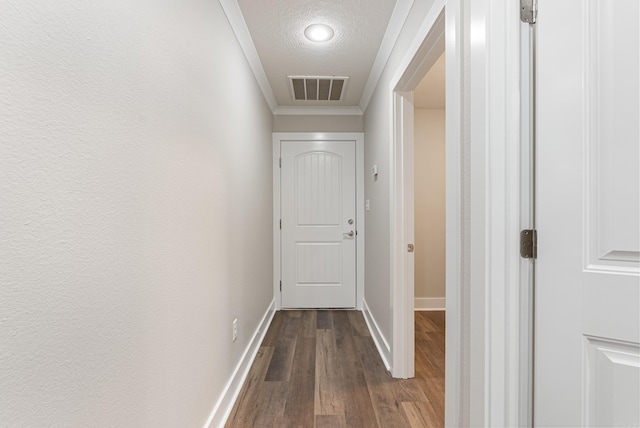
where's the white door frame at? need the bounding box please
[390,6,446,380]
[390,1,532,426]
[272,132,365,310]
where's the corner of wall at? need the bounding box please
[205,300,276,428]
[361,300,392,370]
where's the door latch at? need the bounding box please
[407,243,414,253]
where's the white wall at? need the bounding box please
[362,0,439,353]
[414,109,446,300]
[0,1,273,426]
[273,114,364,132]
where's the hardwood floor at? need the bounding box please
[225,310,445,428]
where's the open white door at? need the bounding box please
[280,140,357,308]
[536,1,640,426]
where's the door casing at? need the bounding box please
[390,1,532,426]
[273,132,365,310]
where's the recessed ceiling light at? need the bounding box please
[304,24,334,43]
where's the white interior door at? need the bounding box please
[536,1,640,426]
[280,140,356,308]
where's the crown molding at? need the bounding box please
[220,0,413,116]
[218,0,278,112]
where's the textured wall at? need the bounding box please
[414,109,446,299]
[365,2,473,424]
[362,0,438,351]
[0,1,273,426]
[273,114,364,132]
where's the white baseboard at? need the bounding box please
[205,299,276,428]
[414,297,446,311]
[361,299,392,371]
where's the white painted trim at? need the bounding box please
[273,106,363,116]
[387,0,469,425]
[389,0,447,90]
[272,133,365,310]
[218,0,278,112]
[362,300,391,370]
[414,298,446,311]
[355,134,365,310]
[481,1,528,426]
[389,0,530,425]
[360,0,415,112]
[273,138,282,310]
[518,23,534,428]
[391,90,417,380]
[221,0,415,115]
[443,2,465,426]
[205,299,276,428]
[468,0,487,422]
[389,1,446,382]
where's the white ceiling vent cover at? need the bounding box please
[288,76,349,101]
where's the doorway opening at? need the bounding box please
[413,52,446,313]
[413,50,446,406]
[390,3,464,426]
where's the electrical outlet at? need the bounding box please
[232,318,238,342]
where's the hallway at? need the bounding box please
[225,310,445,427]
[7,1,637,425]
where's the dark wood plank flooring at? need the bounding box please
[226,310,445,428]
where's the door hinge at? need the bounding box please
[279,280,282,291]
[520,0,537,24]
[279,158,281,168]
[279,219,282,229]
[520,229,537,259]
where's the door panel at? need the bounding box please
[281,140,356,308]
[585,337,640,427]
[536,0,640,426]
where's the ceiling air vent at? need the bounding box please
[288,76,349,101]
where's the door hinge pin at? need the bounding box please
[520,229,537,259]
[279,158,281,168]
[279,280,282,291]
[520,0,537,24]
[279,219,282,229]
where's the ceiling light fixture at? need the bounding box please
[304,24,334,43]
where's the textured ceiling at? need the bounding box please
[414,52,445,109]
[237,0,398,107]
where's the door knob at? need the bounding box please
[344,230,355,238]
